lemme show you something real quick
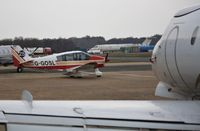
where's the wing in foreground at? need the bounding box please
[0,101,199,131]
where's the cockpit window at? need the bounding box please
[57,52,90,61]
[65,54,73,61]
[191,26,199,45]
[57,54,74,61]
[56,55,63,61]
[74,53,90,60]
[0,124,6,131]
[2,49,5,55]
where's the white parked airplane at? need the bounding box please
[87,44,139,54]
[0,4,200,131]
[0,45,13,66]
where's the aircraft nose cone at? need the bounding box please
[151,40,161,64]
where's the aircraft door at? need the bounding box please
[165,26,183,86]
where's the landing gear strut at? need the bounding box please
[17,67,23,73]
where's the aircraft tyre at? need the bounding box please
[17,67,23,73]
[95,68,102,78]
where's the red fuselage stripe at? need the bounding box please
[24,65,79,70]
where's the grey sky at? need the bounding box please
[0,0,200,40]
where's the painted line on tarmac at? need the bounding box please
[106,62,151,67]
[119,73,155,78]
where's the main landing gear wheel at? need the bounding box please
[95,68,102,77]
[17,67,23,73]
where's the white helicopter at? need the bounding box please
[0,4,200,131]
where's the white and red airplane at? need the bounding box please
[11,46,108,77]
[0,4,200,131]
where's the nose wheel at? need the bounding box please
[17,67,23,73]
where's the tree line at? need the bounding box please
[0,35,161,53]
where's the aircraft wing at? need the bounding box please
[78,63,97,70]
[0,101,199,130]
[65,63,97,72]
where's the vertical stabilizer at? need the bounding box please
[11,45,31,66]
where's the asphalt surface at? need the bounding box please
[109,57,150,63]
[0,62,160,100]
[103,63,151,72]
[0,62,152,73]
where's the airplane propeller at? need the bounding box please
[105,53,110,62]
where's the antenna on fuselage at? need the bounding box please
[21,90,33,109]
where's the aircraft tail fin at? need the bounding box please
[11,45,32,67]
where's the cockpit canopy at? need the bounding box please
[174,4,200,17]
[57,52,90,61]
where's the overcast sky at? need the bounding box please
[0,0,200,40]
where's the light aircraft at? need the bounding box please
[0,4,200,131]
[12,46,108,77]
[87,43,139,54]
